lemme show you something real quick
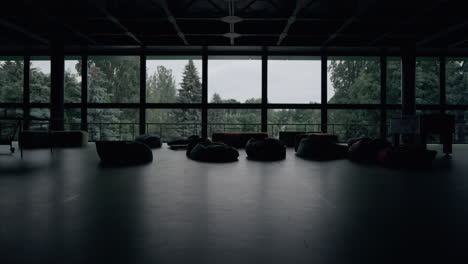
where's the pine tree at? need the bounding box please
[177,60,202,122]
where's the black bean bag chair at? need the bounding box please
[187,140,239,163]
[96,141,153,165]
[245,138,286,161]
[296,136,348,160]
[347,136,370,147]
[135,134,162,148]
[377,145,437,169]
[348,138,391,163]
[168,135,200,146]
[294,133,338,152]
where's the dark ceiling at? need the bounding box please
[1,0,467,49]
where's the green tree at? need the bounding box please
[176,60,202,123]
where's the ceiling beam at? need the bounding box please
[150,0,188,45]
[35,7,97,45]
[207,0,224,13]
[0,18,49,45]
[368,0,448,46]
[93,3,143,45]
[240,0,258,13]
[322,0,379,47]
[277,0,318,46]
[417,19,468,47]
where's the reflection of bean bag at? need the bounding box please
[296,136,347,160]
[245,138,286,161]
[188,142,239,162]
[96,141,153,165]
[377,145,437,169]
[348,138,391,163]
[135,134,162,148]
[294,133,338,152]
[212,132,268,148]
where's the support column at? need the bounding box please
[401,46,416,116]
[380,55,387,139]
[401,45,416,144]
[261,47,268,133]
[139,54,146,135]
[321,54,328,132]
[50,41,65,131]
[81,55,88,131]
[201,49,208,138]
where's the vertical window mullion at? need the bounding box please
[321,54,327,132]
[201,48,208,138]
[381,55,387,139]
[81,55,88,131]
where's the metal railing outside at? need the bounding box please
[18,122,468,143]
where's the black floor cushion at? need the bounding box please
[245,138,286,161]
[296,136,347,160]
[96,141,153,165]
[188,141,239,162]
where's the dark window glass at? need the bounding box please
[208,56,261,104]
[147,56,202,103]
[0,57,23,103]
[327,56,380,104]
[268,56,321,103]
[87,56,140,103]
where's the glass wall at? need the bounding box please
[3,53,465,143]
[446,57,468,105]
[327,56,380,104]
[208,56,261,104]
[415,57,439,105]
[208,109,261,136]
[30,56,50,103]
[268,56,321,103]
[146,56,202,103]
[87,56,140,103]
[87,108,138,141]
[268,109,321,137]
[0,57,23,103]
[146,109,201,140]
[387,57,401,104]
[64,57,82,103]
[328,109,380,141]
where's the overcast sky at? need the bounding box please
[29,58,336,103]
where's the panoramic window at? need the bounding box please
[64,57,82,103]
[146,108,201,140]
[208,109,261,136]
[415,57,439,105]
[0,108,22,140]
[87,56,140,103]
[64,108,81,130]
[29,108,50,130]
[328,109,380,141]
[208,56,261,104]
[268,56,321,103]
[446,57,468,105]
[87,108,138,141]
[387,57,401,104]
[30,56,51,103]
[268,109,321,137]
[146,56,202,104]
[0,57,23,103]
[447,111,468,143]
[327,56,380,104]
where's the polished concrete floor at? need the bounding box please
[1,143,468,263]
